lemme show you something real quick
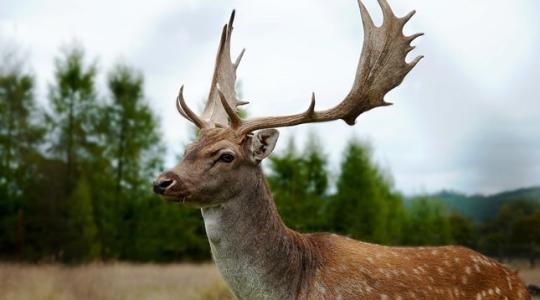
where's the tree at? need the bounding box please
[326,138,403,244]
[64,177,99,262]
[479,200,540,260]
[93,64,166,259]
[46,45,99,194]
[0,56,44,259]
[403,196,452,246]
[448,212,476,248]
[104,64,163,197]
[383,192,407,245]
[268,134,329,232]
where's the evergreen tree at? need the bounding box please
[479,200,540,258]
[268,134,329,232]
[0,58,44,258]
[104,64,163,196]
[448,212,476,247]
[327,139,395,243]
[44,45,102,261]
[384,192,407,245]
[46,45,99,192]
[403,196,452,246]
[89,64,164,259]
[64,177,99,262]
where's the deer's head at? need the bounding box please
[153,127,278,207]
[154,2,422,207]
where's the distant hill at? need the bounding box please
[431,187,540,222]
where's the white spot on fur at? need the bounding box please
[507,276,513,290]
[495,287,501,295]
[465,266,471,274]
[316,282,326,295]
[380,294,388,300]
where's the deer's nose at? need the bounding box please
[153,178,174,194]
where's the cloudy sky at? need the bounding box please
[2,0,539,195]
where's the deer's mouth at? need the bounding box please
[163,190,192,203]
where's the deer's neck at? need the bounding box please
[201,169,315,300]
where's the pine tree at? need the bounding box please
[64,177,99,262]
[104,64,163,196]
[403,196,452,246]
[45,45,102,261]
[0,57,44,258]
[326,138,400,243]
[98,64,165,259]
[46,45,99,193]
[268,134,329,232]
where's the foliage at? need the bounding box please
[448,212,476,248]
[0,44,539,263]
[434,187,540,221]
[0,59,44,259]
[64,177,99,262]
[402,196,452,246]
[479,200,540,258]
[326,139,405,244]
[268,134,328,232]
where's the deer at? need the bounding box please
[153,0,529,299]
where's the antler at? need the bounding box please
[176,10,246,128]
[177,0,422,135]
[218,0,423,135]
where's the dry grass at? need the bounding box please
[2,262,540,299]
[0,263,234,300]
[518,266,540,299]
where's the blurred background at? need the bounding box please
[1,0,539,299]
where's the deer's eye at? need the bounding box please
[219,153,235,163]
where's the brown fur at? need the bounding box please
[155,128,528,300]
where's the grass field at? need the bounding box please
[0,262,538,299]
[0,263,234,300]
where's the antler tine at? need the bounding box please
[217,87,242,129]
[377,0,396,19]
[234,48,246,71]
[235,0,423,135]
[200,9,245,128]
[176,86,207,129]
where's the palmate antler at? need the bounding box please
[176,10,246,128]
[177,0,423,136]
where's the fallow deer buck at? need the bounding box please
[153,0,529,299]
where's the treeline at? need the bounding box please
[1,46,539,263]
[0,46,208,262]
[268,133,540,265]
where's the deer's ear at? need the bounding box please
[250,129,279,162]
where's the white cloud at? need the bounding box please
[1,0,539,194]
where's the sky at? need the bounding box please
[1,0,539,195]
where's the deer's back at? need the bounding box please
[299,233,528,300]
